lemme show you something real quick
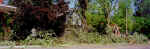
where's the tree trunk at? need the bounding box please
[78,0,88,31]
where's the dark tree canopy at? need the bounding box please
[11,0,69,40]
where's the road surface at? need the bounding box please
[0,44,150,49]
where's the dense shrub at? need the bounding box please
[134,17,150,39]
[11,0,69,40]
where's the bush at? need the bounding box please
[128,32,148,44]
[18,31,60,47]
[133,16,150,38]
[111,15,135,33]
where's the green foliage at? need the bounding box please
[136,0,150,17]
[128,32,148,44]
[0,41,16,46]
[17,31,61,47]
[133,16,145,31]
[119,0,132,8]
[77,30,148,44]
[86,11,106,26]
[78,32,101,44]
[111,16,134,32]
[0,0,149,46]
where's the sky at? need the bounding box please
[2,0,137,14]
[67,0,76,8]
[2,0,76,8]
[3,0,9,5]
[67,0,137,16]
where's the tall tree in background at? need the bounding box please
[135,0,150,17]
[134,0,150,39]
[97,0,118,25]
[78,0,88,31]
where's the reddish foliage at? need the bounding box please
[0,10,6,29]
[11,0,69,40]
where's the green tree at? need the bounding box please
[78,0,88,31]
[134,0,150,38]
[135,0,150,17]
[96,0,117,25]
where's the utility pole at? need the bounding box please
[125,7,128,36]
